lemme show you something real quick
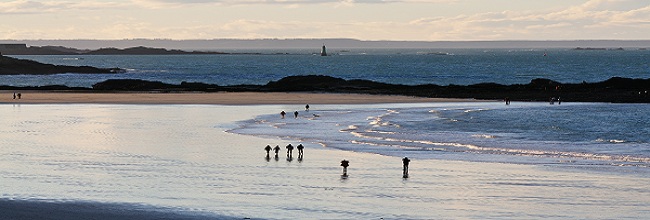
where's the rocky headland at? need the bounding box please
[0,55,123,75]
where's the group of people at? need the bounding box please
[12,93,22,100]
[263,145,412,178]
[265,144,304,159]
[280,104,310,119]
[272,103,413,178]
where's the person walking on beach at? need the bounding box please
[296,144,304,158]
[402,157,411,177]
[265,145,272,157]
[286,144,294,158]
[13,93,16,99]
[305,104,310,111]
[340,160,350,176]
[294,111,299,119]
[273,145,281,158]
[17,93,21,99]
[280,111,286,119]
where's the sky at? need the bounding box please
[0,0,649,41]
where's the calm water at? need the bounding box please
[1,104,649,219]
[5,48,650,87]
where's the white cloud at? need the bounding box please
[132,0,455,8]
[0,0,647,40]
[0,0,128,14]
[409,0,650,40]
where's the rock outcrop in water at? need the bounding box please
[3,74,650,103]
[0,55,123,75]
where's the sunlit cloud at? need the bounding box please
[132,0,456,7]
[0,0,647,40]
[409,0,650,40]
[0,0,128,14]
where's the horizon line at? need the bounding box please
[2,38,650,42]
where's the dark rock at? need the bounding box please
[5,74,650,103]
[0,55,122,75]
[92,79,179,91]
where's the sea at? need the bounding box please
[4,48,650,87]
[2,49,650,219]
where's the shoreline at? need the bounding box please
[2,103,649,219]
[0,91,481,105]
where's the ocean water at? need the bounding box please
[2,104,649,219]
[231,102,650,175]
[4,48,650,87]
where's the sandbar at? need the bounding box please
[0,91,479,105]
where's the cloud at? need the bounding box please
[0,0,127,14]
[132,0,455,7]
[409,0,650,40]
[1,0,647,40]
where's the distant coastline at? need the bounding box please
[0,44,230,55]
[1,39,649,51]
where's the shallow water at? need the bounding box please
[233,102,650,174]
[1,104,649,219]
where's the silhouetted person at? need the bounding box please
[17,93,21,99]
[273,145,281,158]
[341,160,349,176]
[296,144,304,158]
[294,111,299,118]
[264,145,272,157]
[13,93,16,99]
[305,104,310,111]
[286,144,294,158]
[280,111,286,119]
[402,157,411,177]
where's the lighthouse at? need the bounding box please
[320,44,327,56]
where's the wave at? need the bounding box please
[229,103,650,169]
[471,134,498,139]
[596,138,627,144]
[347,130,650,165]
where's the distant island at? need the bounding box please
[0,54,122,75]
[0,44,228,55]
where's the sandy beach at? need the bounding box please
[1,93,648,219]
[0,91,475,105]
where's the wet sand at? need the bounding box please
[2,99,648,219]
[0,91,476,105]
[0,199,239,220]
